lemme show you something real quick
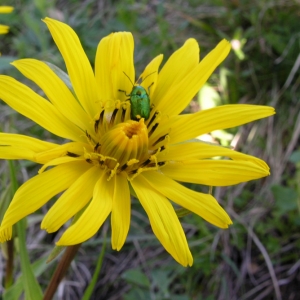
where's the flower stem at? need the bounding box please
[43,244,81,300]
[5,239,14,288]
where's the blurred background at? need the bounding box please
[0,0,300,299]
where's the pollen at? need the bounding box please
[100,119,149,167]
[79,103,169,180]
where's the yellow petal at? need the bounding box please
[111,174,130,250]
[138,54,163,101]
[115,32,135,100]
[159,141,268,170]
[0,227,12,242]
[38,156,85,174]
[0,25,9,34]
[131,175,193,266]
[141,172,232,228]
[57,171,113,245]
[161,160,270,186]
[41,166,102,233]
[43,18,98,118]
[155,104,275,145]
[12,59,94,134]
[0,76,85,142]
[0,133,57,161]
[95,32,135,103]
[153,38,199,109]
[155,39,230,116]
[0,161,91,238]
[0,6,14,13]
[95,32,122,101]
[35,142,88,164]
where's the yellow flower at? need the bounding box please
[0,6,13,35]
[0,18,275,266]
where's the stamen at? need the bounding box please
[128,153,160,181]
[80,96,168,181]
[147,111,158,128]
[94,118,100,133]
[85,130,96,148]
[110,108,118,125]
[139,158,151,168]
[99,110,105,126]
[66,151,80,157]
[148,123,159,137]
[107,163,119,181]
[121,107,126,122]
[129,169,138,176]
[86,130,92,141]
[152,146,166,154]
[120,163,128,171]
[152,134,168,147]
[94,143,100,152]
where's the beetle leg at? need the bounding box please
[147,82,154,94]
[118,89,131,97]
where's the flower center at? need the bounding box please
[61,100,169,180]
[99,119,149,169]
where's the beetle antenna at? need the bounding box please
[122,72,135,87]
[139,71,156,84]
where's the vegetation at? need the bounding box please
[0,0,299,299]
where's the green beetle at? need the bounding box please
[119,72,155,121]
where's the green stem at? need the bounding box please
[43,244,82,300]
[5,239,14,288]
[8,160,43,299]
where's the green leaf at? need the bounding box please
[175,207,191,218]
[43,61,77,99]
[0,56,16,71]
[4,256,55,300]
[271,185,298,214]
[82,234,107,300]
[121,269,150,288]
[289,150,300,163]
[9,161,43,300]
[124,287,151,300]
[46,245,65,263]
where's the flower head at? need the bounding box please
[0,6,13,35]
[0,18,275,266]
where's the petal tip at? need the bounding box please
[0,226,12,243]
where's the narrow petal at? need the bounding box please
[95,32,122,102]
[154,105,275,145]
[0,76,85,142]
[0,133,57,161]
[141,172,232,228]
[159,141,268,170]
[0,6,14,13]
[131,175,193,266]
[138,54,163,101]
[0,25,9,34]
[161,160,270,186]
[153,38,199,108]
[0,161,91,240]
[41,166,102,233]
[155,39,230,116]
[111,174,130,250]
[12,59,94,133]
[38,156,86,174]
[43,18,98,118]
[57,171,113,245]
[35,142,89,164]
[95,32,135,103]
